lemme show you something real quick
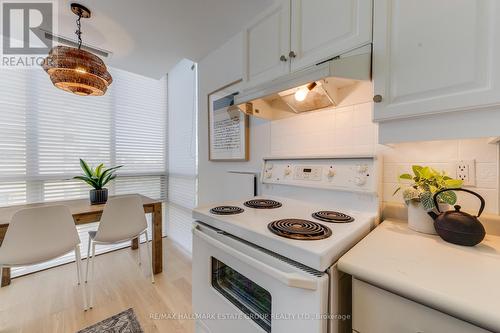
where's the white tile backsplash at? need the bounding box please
[269,102,500,214]
[476,163,498,189]
[459,139,498,163]
[457,188,498,215]
[380,140,460,164]
[380,138,499,214]
[270,102,377,157]
[335,106,353,128]
[353,103,373,128]
[383,182,402,203]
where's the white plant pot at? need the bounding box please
[407,201,449,235]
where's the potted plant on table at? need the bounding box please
[394,165,463,234]
[74,159,123,205]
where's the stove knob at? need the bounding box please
[266,163,274,171]
[357,164,368,173]
[327,168,335,178]
[265,171,273,179]
[354,176,367,186]
[284,166,292,176]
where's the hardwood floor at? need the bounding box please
[0,238,194,333]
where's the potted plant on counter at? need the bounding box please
[394,165,463,234]
[74,159,123,205]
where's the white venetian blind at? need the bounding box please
[0,65,167,276]
[112,69,167,198]
[166,59,198,252]
[0,69,29,206]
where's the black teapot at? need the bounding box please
[428,188,486,246]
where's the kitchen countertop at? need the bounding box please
[338,219,500,332]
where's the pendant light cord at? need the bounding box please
[75,14,82,49]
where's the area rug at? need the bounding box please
[77,308,144,333]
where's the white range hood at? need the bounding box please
[235,45,373,120]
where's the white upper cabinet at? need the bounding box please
[244,0,291,87]
[244,0,372,88]
[373,0,500,121]
[290,0,372,72]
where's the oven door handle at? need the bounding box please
[193,226,318,291]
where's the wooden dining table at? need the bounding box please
[0,194,163,287]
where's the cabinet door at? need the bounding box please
[290,0,372,72]
[352,279,489,333]
[244,0,291,88]
[373,0,500,121]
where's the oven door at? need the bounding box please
[192,222,329,333]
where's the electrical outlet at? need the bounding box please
[456,160,476,186]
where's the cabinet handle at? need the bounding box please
[280,55,288,62]
[373,95,383,103]
[289,51,296,58]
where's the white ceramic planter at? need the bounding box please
[407,201,449,235]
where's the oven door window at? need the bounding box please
[211,257,272,332]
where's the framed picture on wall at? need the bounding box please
[208,79,250,161]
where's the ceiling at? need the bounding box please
[50,0,273,79]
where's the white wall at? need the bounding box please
[198,33,271,205]
[167,58,198,252]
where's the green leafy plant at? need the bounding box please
[74,159,123,190]
[394,165,463,211]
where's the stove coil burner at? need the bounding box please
[244,199,282,209]
[210,206,244,215]
[312,211,354,223]
[268,219,332,240]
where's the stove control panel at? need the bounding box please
[294,166,322,181]
[262,156,378,193]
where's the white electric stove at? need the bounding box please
[192,156,380,333]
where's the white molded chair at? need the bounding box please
[85,195,154,308]
[0,205,87,310]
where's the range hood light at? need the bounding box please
[294,87,308,101]
[294,82,318,102]
[235,45,373,120]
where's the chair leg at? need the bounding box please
[85,237,91,283]
[74,246,88,311]
[137,235,142,266]
[144,231,155,284]
[89,242,96,308]
[75,248,81,285]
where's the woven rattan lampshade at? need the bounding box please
[42,46,112,96]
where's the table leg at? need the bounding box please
[0,225,8,287]
[131,238,139,249]
[152,202,163,274]
[1,267,10,287]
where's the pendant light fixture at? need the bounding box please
[42,3,112,96]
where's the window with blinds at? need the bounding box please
[0,66,167,277]
[166,59,198,252]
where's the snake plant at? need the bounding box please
[74,159,123,190]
